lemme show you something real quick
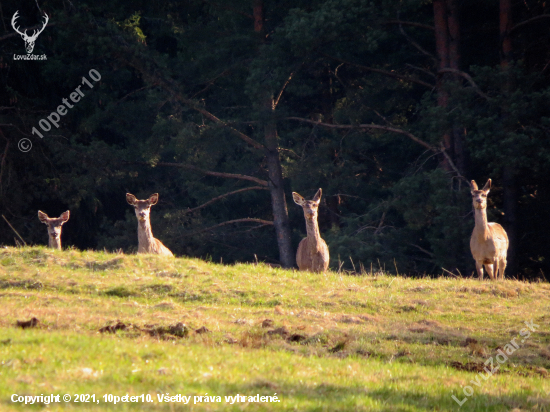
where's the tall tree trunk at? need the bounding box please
[447,0,460,71]
[500,0,512,65]
[434,0,467,176]
[447,0,467,175]
[253,0,264,34]
[254,0,295,268]
[499,0,518,277]
[264,113,294,268]
[433,0,453,172]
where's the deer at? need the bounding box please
[38,210,70,250]
[11,11,49,54]
[470,179,509,280]
[126,193,174,257]
[292,188,330,272]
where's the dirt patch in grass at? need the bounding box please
[144,322,189,339]
[0,280,43,290]
[267,327,290,338]
[337,315,375,324]
[408,319,442,333]
[407,286,434,293]
[15,317,39,329]
[195,326,210,334]
[457,286,491,294]
[98,321,190,339]
[141,283,174,294]
[98,321,128,333]
[449,361,488,373]
[155,271,183,279]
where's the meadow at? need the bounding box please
[0,246,549,411]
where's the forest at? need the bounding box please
[1,0,550,279]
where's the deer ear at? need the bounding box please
[60,210,70,223]
[470,180,478,191]
[292,192,305,206]
[482,179,492,192]
[313,188,322,203]
[38,210,49,224]
[126,193,137,205]
[148,193,159,205]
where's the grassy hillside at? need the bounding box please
[0,246,549,411]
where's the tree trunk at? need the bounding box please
[500,0,518,277]
[500,0,512,65]
[433,0,453,172]
[253,0,264,34]
[434,0,467,176]
[447,0,467,176]
[264,115,295,268]
[447,0,460,71]
[254,0,295,268]
[433,0,449,70]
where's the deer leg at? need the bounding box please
[499,258,507,280]
[475,261,484,280]
[493,260,499,281]
[484,263,495,280]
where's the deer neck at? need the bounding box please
[473,207,490,240]
[49,235,61,250]
[138,219,154,248]
[305,216,321,246]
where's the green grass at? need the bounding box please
[0,246,549,411]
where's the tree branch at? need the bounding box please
[510,14,550,33]
[438,68,490,100]
[323,54,435,89]
[190,64,244,99]
[384,20,435,31]
[187,218,274,236]
[397,19,437,63]
[182,186,269,215]
[114,85,153,106]
[287,117,435,151]
[405,64,436,78]
[409,243,434,257]
[286,117,466,182]
[274,71,295,109]
[0,123,32,136]
[130,161,268,186]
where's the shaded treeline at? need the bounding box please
[1,0,550,279]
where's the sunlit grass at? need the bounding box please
[0,246,549,411]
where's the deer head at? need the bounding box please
[11,11,49,54]
[471,179,491,210]
[126,193,159,223]
[38,210,70,248]
[292,188,322,220]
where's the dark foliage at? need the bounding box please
[1,0,549,279]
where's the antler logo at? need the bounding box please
[11,11,49,54]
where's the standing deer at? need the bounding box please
[38,210,70,250]
[11,11,49,54]
[126,193,174,257]
[292,188,330,272]
[470,179,509,280]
